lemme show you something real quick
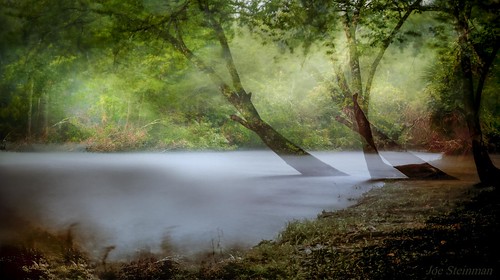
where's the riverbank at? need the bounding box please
[202,179,498,279]
[1,142,89,152]
[1,165,498,279]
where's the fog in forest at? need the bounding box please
[0,20,443,152]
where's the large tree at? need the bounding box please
[113,0,349,175]
[247,0,453,179]
[2,0,345,175]
[429,0,500,185]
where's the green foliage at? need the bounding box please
[85,124,148,152]
[420,36,470,154]
[241,0,339,54]
[422,1,500,153]
[1,0,498,152]
[156,117,234,150]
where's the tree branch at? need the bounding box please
[230,114,250,129]
[364,0,421,98]
[156,22,234,101]
[198,0,246,97]
[333,67,352,99]
[473,44,499,113]
[335,114,356,131]
[342,9,363,101]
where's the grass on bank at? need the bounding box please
[1,179,499,279]
[199,180,499,279]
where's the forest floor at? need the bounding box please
[1,156,499,279]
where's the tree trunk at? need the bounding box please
[159,8,346,176]
[455,4,500,185]
[470,137,500,184]
[43,91,49,139]
[466,96,500,184]
[462,68,500,184]
[334,1,454,179]
[351,94,405,178]
[352,94,454,180]
[27,79,33,140]
[340,14,405,178]
[230,103,346,176]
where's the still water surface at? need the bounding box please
[0,151,441,259]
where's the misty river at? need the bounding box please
[0,151,443,260]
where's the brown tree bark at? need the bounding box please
[461,50,500,184]
[230,102,346,176]
[155,3,346,176]
[351,93,455,180]
[351,94,405,178]
[333,1,454,180]
[455,3,500,185]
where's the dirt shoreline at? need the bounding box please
[197,175,498,279]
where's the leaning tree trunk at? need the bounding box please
[342,16,405,178]
[230,96,346,176]
[159,6,346,176]
[335,1,452,179]
[351,94,405,178]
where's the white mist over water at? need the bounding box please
[0,151,441,259]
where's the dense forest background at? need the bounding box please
[0,0,498,155]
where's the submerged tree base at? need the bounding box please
[280,154,348,176]
[395,162,457,180]
[363,152,407,179]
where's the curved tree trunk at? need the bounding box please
[230,102,346,176]
[159,4,346,176]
